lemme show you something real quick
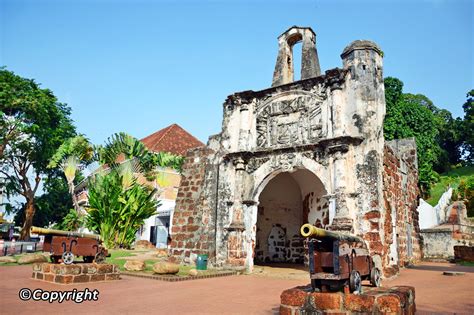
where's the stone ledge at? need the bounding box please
[121,270,238,282]
[280,285,415,315]
[32,263,120,284]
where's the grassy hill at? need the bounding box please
[427,166,474,206]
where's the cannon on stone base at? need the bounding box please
[300,223,381,293]
[31,226,108,265]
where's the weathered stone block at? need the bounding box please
[309,292,342,310]
[280,288,308,306]
[343,294,376,312]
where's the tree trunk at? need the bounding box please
[69,181,81,215]
[20,195,35,240]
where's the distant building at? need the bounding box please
[76,123,203,248]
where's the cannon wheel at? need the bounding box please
[94,252,106,264]
[370,267,381,287]
[349,270,362,293]
[83,256,94,263]
[62,251,74,265]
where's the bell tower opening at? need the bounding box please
[254,169,328,267]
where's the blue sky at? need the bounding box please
[1,0,473,145]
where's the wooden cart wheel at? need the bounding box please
[349,270,362,293]
[94,252,106,264]
[370,267,381,287]
[62,251,74,265]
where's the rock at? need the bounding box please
[135,240,156,250]
[0,256,17,263]
[188,268,198,276]
[155,249,168,257]
[124,260,146,271]
[152,262,179,274]
[17,254,47,264]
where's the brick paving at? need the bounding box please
[0,262,473,314]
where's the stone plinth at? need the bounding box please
[454,245,474,262]
[280,285,415,314]
[32,263,120,284]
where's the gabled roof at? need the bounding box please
[140,124,204,156]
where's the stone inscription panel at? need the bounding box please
[256,90,326,149]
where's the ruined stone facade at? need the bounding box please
[169,26,422,276]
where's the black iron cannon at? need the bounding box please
[31,226,108,265]
[300,223,381,293]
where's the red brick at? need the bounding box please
[344,294,375,312]
[309,292,342,310]
[73,274,91,283]
[279,305,293,315]
[44,274,55,282]
[90,274,106,281]
[105,273,120,281]
[35,272,44,280]
[42,264,51,273]
[97,264,114,274]
[375,294,401,313]
[55,275,74,284]
[364,211,381,220]
[280,288,308,307]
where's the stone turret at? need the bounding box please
[272,26,321,87]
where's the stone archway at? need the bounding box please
[253,168,328,265]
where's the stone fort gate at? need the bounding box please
[169,26,422,277]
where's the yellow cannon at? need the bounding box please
[300,223,381,293]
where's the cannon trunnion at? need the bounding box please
[31,226,108,265]
[301,224,381,293]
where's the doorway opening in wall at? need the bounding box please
[253,168,328,273]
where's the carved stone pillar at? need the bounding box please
[238,103,251,150]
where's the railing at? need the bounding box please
[0,241,43,256]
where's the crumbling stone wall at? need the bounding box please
[168,147,217,264]
[169,26,422,277]
[381,139,422,277]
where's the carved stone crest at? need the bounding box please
[255,89,326,149]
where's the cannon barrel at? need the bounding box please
[30,226,101,240]
[300,223,364,243]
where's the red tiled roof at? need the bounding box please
[140,124,204,156]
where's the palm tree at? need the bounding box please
[49,135,94,215]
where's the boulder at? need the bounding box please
[188,268,198,276]
[155,249,168,257]
[135,240,156,250]
[153,262,179,275]
[17,254,47,264]
[0,256,17,263]
[124,260,146,271]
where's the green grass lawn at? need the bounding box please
[427,166,474,206]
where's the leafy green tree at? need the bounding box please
[0,69,75,239]
[12,175,72,228]
[49,135,94,215]
[461,90,474,164]
[86,161,159,248]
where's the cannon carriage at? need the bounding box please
[31,226,108,265]
[300,223,381,293]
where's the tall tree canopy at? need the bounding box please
[0,69,76,239]
[461,90,474,163]
[383,77,464,196]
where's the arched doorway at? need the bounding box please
[254,168,328,265]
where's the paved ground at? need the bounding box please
[0,262,473,314]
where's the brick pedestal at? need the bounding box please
[280,285,415,314]
[32,263,120,284]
